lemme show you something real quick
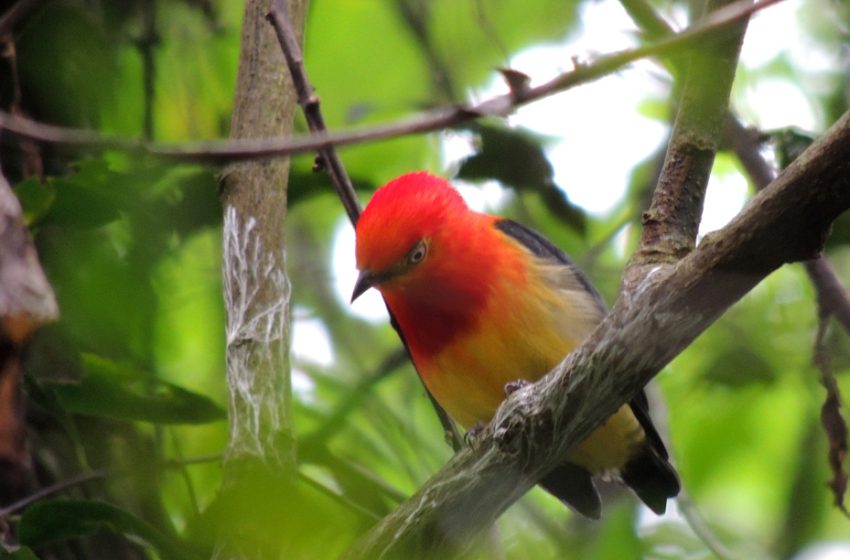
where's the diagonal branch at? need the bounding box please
[724,117,850,335]
[342,106,850,559]
[0,0,42,37]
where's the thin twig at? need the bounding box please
[812,280,850,517]
[301,446,408,504]
[0,0,783,164]
[0,453,223,519]
[138,0,158,140]
[168,430,200,516]
[396,0,456,100]
[0,0,43,37]
[676,491,739,560]
[301,349,408,446]
[0,451,383,525]
[0,470,108,518]
[619,0,679,39]
[297,470,382,521]
[266,0,360,224]
[804,259,850,335]
[724,116,850,336]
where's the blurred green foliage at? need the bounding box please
[1,0,848,558]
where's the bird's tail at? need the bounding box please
[621,443,680,515]
[539,462,602,519]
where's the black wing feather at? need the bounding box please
[494,219,606,314]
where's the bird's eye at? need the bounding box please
[407,241,427,265]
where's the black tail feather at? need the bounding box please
[539,462,601,519]
[621,445,680,514]
[623,391,680,514]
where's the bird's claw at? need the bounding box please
[464,422,487,446]
[504,379,531,396]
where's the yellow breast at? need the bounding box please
[416,254,645,472]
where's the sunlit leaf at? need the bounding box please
[14,178,55,226]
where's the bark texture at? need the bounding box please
[214,0,306,558]
[219,0,305,468]
[634,0,750,266]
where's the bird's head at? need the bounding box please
[352,172,470,302]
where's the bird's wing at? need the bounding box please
[494,218,679,512]
[493,219,607,315]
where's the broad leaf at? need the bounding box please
[50,354,225,424]
[18,500,199,560]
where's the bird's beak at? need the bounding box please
[351,270,377,303]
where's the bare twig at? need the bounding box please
[619,0,679,39]
[804,259,850,335]
[298,470,382,521]
[812,283,850,516]
[267,0,360,224]
[725,117,850,336]
[0,0,783,164]
[0,452,223,518]
[301,349,408,446]
[0,0,43,37]
[137,0,158,140]
[0,470,108,518]
[676,491,739,560]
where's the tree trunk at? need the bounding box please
[214,0,306,557]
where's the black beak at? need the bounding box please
[351,270,377,303]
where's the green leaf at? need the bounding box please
[770,127,816,170]
[14,178,56,226]
[23,374,90,469]
[50,354,225,424]
[0,546,41,560]
[457,122,586,234]
[46,175,122,229]
[18,500,199,560]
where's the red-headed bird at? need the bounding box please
[351,172,679,518]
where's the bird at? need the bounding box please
[351,171,679,518]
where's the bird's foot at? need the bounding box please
[504,378,531,396]
[464,422,487,446]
